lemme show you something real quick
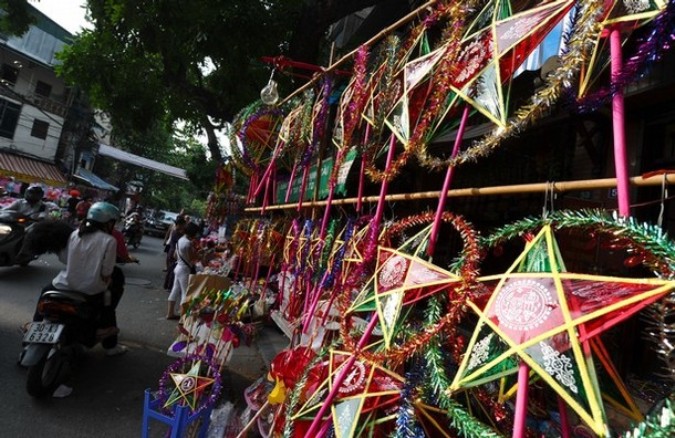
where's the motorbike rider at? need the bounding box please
[124,208,144,245]
[3,184,48,220]
[34,201,127,356]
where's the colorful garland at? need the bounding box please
[157,353,222,416]
[229,101,285,176]
[423,0,606,170]
[575,0,675,113]
[338,211,480,366]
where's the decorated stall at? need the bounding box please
[147,1,675,436]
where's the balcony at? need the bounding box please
[24,92,69,118]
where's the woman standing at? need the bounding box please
[167,222,201,319]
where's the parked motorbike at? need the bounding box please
[0,210,38,267]
[20,288,114,397]
[123,214,143,249]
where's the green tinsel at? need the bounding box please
[422,296,503,438]
[481,209,675,277]
[621,398,675,438]
[318,218,339,272]
[480,209,675,382]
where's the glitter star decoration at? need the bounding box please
[449,224,675,435]
[164,360,216,411]
[577,0,667,98]
[386,0,576,144]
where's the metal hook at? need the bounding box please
[542,182,556,219]
[658,173,668,228]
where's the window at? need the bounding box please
[0,98,21,138]
[35,80,52,98]
[1,64,19,85]
[30,119,49,139]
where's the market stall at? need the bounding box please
[147,1,675,437]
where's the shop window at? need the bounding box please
[35,80,52,98]
[30,119,49,139]
[0,98,21,138]
[1,64,20,85]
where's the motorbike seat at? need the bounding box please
[41,289,92,304]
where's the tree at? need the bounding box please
[55,0,410,162]
[0,0,34,36]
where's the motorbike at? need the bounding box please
[0,210,38,267]
[123,214,143,249]
[20,288,114,397]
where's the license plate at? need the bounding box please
[23,322,65,344]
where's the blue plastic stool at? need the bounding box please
[141,388,214,438]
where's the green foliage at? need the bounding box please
[93,120,215,213]
[0,0,34,36]
[56,0,305,161]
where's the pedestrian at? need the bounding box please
[75,195,93,222]
[167,222,201,320]
[66,189,81,224]
[163,215,187,290]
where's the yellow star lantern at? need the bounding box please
[386,0,576,144]
[348,245,463,350]
[164,361,215,412]
[450,224,675,435]
[577,0,667,99]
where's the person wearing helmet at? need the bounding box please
[3,184,47,220]
[37,201,127,356]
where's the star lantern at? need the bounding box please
[291,351,403,438]
[163,360,216,412]
[387,0,576,147]
[577,0,667,99]
[450,224,675,435]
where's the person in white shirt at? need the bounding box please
[3,185,47,220]
[167,222,200,320]
[38,201,127,356]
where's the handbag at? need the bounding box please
[178,254,196,275]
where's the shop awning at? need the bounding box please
[74,168,119,191]
[97,143,188,180]
[0,151,67,187]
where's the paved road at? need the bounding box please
[0,233,181,437]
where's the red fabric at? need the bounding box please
[75,199,91,219]
[111,228,130,262]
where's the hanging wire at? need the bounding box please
[542,181,556,219]
[658,173,668,228]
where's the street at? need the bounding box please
[0,234,180,437]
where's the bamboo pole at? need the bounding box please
[244,174,675,213]
[279,0,438,105]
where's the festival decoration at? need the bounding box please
[290,350,404,438]
[575,0,675,112]
[451,214,675,435]
[363,0,476,183]
[576,0,667,101]
[164,360,216,411]
[158,354,222,416]
[229,101,284,178]
[441,0,606,169]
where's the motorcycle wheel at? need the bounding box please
[26,350,69,397]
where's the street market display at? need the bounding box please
[149,1,675,436]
